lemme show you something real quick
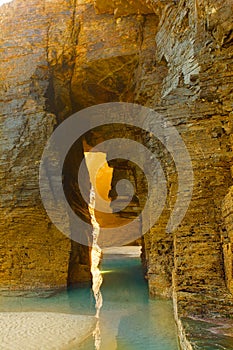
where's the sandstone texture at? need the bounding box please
[0,0,233,348]
[0,0,91,293]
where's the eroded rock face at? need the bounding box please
[223,128,233,295]
[0,0,91,293]
[0,0,233,347]
[144,0,233,308]
[93,0,154,16]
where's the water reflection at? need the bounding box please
[79,249,179,350]
[89,185,103,350]
[0,250,179,350]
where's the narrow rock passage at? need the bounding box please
[79,246,179,350]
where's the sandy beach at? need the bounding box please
[0,312,96,350]
[102,246,141,257]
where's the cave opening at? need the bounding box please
[61,127,174,349]
[62,124,146,289]
[45,34,174,299]
[42,6,173,298]
[83,147,143,284]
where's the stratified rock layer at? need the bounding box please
[0,0,91,292]
[0,0,233,348]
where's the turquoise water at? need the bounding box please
[79,254,179,350]
[0,254,179,350]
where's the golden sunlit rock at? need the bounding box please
[0,0,233,349]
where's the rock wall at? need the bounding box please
[0,0,91,293]
[0,0,233,347]
[223,125,233,295]
[138,0,233,318]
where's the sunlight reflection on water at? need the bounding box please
[79,250,179,350]
[0,253,179,350]
[89,186,103,350]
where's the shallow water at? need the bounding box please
[0,253,179,350]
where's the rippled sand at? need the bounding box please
[0,312,96,350]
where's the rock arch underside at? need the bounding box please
[0,0,233,348]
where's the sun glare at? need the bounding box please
[0,0,12,6]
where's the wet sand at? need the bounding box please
[0,312,96,350]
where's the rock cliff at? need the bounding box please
[0,0,233,348]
